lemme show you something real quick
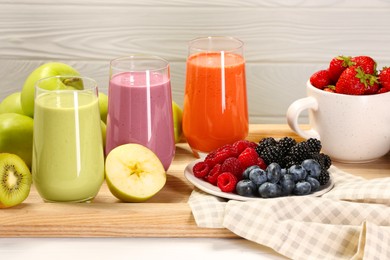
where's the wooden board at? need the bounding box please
[1,124,389,237]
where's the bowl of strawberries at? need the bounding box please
[287,55,390,163]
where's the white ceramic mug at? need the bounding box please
[287,81,390,163]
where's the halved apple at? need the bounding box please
[105,143,166,202]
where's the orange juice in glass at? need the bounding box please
[183,36,248,158]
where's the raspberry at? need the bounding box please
[205,164,222,185]
[221,157,243,180]
[192,161,210,178]
[256,157,267,170]
[238,147,259,169]
[204,145,237,168]
[217,172,237,193]
[233,140,257,154]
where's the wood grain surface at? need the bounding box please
[1,1,390,123]
[0,124,389,238]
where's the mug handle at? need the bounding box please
[286,96,320,140]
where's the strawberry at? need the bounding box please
[310,70,331,89]
[335,67,379,95]
[328,55,352,83]
[350,56,377,75]
[323,85,336,93]
[379,67,390,91]
[377,87,390,94]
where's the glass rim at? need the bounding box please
[110,54,169,73]
[35,75,97,93]
[188,36,244,53]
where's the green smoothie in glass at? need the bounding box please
[32,76,104,202]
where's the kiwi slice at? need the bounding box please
[0,153,32,208]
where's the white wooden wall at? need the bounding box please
[1,0,390,123]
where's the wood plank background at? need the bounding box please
[1,0,390,123]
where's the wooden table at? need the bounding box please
[1,124,389,237]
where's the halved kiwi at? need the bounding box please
[0,153,32,208]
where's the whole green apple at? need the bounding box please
[0,92,25,115]
[0,113,34,168]
[172,101,183,143]
[98,92,108,123]
[20,62,81,117]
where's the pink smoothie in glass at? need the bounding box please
[105,71,175,170]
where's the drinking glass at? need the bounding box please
[32,76,105,202]
[183,36,249,158]
[105,55,175,170]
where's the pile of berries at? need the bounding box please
[192,137,332,198]
[310,55,390,95]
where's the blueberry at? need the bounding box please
[258,182,282,198]
[301,159,321,178]
[288,165,307,181]
[242,165,260,179]
[280,168,287,177]
[280,174,295,195]
[236,179,257,197]
[306,176,320,192]
[249,168,268,187]
[266,163,282,183]
[293,181,312,195]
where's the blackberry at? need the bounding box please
[256,137,277,156]
[288,142,312,162]
[259,145,282,165]
[305,138,322,154]
[318,170,330,185]
[277,137,297,156]
[311,153,332,170]
[281,155,299,169]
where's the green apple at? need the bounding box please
[0,92,25,115]
[20,62,81,117]
[0,113,34,168]
[105,143,166,202]
[101,120,106,151]
[172,101,183,143]
[98,92,108,123]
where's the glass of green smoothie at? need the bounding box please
[32,76,105,202]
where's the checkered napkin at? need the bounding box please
[188,166,390,260]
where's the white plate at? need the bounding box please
[184,159,335,201]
